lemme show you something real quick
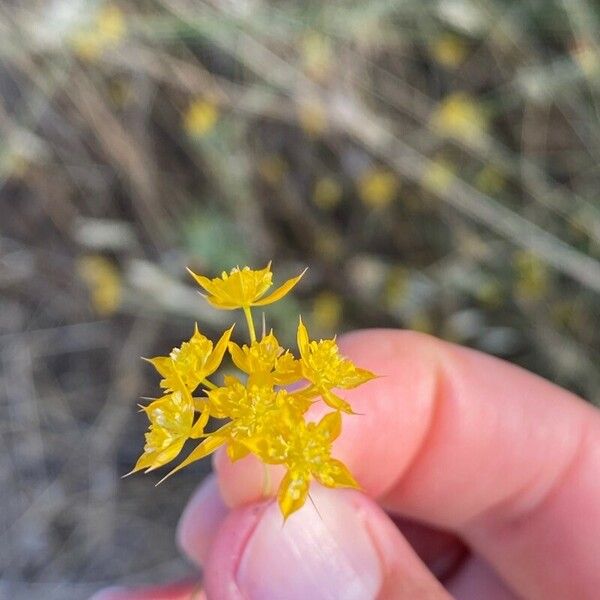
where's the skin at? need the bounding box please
[92,330,600,600]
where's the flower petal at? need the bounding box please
[228,341,250,373]
[314,458,360,489]
[252,268,307,306]
[204,324,235,375]
[158,423,233,483]
[277,468,311,520]
[186,267,219,296]
[322,389,353,413]
[316,410,342,441]
[296,316,310,359]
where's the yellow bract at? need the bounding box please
[297,319,375,413]
[146,324,234,392]
[187,263,306,310]
[129,387,208,474]
[133,264,375,520]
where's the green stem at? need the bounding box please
[201,378,217,390]
[243,306,257,343]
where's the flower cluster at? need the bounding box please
[131,264,375,518]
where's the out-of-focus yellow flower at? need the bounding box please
[313,176,342,210]
[297,101,327,137]
[146,325,234,393]
[76,255,122,316]
[430,92,487,142]
[258,155,287,186]
[297,319,375,413]
[188,263,306,310]
[184,99,219,137]
[476,280,504,309]
[571,40,600,77]
[475,165,505,194]
[358,169,398,209]
[409,312,433,334]
[514,250,549,301]
[228,332,302,385]
[430,33,468,68]
[71,5,126,61]
[301,32,333,81]
[129,387,208,474]
[311,291,343,331]
[421,158,456,193]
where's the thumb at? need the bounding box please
[204,485,450,600]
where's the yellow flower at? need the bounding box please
[187,263,306,310]
[252,411,359,519]
[313,176,343,210]
[430,34,467,68]
[76,255,122,316]
[71,5,126,61]
[130,387,207,474]
[421,157,455,193]
[297,319,375,413]
[163,376,311,478]
[229,332,302,385]
[357,169,398,209]
[184,99,219,137]
[146,324,234,392]
[430,92,487,143]
[135,263,374,519]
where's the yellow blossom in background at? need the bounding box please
[430,33,468,68]
[311,291,343,332]
[475,165,505,194]
[301,32,333,81]
[571,40,600,78]
[184,99,219,137]
[313,176,343,210]
[421,157,456,193]
[409,312,434,334]
[358,168,399,209]
[297,101,327,137]
[430,92,487,143]
[134,264,375,519]
[513,250,549,301]
[76,255,122,316]
[71,5,126,61]
[258,155,287,186]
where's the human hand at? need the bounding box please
[92,330,600,599]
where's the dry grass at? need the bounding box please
[1,1,599,597]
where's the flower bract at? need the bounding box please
[187,263,306,309]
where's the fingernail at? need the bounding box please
[235,486,382,600]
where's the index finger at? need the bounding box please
[214,330,600,599]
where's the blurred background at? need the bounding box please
[1,0,600,598]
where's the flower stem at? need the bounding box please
[243,306,257,343]
[202,378,217,390]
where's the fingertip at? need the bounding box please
[177,474,229,566]
[205,485,449,600]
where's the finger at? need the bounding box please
[204,485,451,600]
[390,516,466,581]
[89,579,203,600]
[177,474,229,566]
[447,557,518,600]
[215,330,600,598]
